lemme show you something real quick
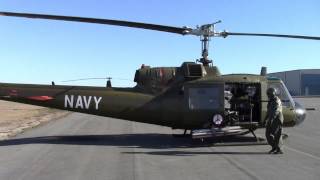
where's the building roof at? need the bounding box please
[269,69,320,75]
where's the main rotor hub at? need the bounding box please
[184,20,222,37]
[186,20,223,66]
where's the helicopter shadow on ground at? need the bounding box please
[0,133,268,155]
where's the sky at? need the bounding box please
[0,0,319,87]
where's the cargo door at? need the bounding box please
[183,83,224,128]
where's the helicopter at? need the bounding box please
[0,11,315,140]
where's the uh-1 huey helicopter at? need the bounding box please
[0,11,315,140]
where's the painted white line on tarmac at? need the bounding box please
[285,146,320,161]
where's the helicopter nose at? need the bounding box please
[294,101,306,125]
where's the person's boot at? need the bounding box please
[268,147,276,154]
[273,148,283,154]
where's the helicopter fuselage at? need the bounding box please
[0,11,315,139]
[0,63,306,132]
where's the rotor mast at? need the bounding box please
[199,35,211,66]
[187,20,222,66]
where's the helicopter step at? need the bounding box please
[191,126,249,139]
[233,122,259,130]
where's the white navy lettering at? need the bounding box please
[65,95,74,108]
[94,96,102,110]
[64,95,102,110]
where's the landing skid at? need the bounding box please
[203,133,288,146]
[249,128,260,142]
[191,126,249,139]
[172,129,191,138]
[173,128,284,146]
[190,126,268,145]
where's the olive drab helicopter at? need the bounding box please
[0,11,315,140]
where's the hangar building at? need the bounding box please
[268,69,320,96]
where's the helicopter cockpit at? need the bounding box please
[267,80,295,108]
[224,83,261,126]
[267,79,306,126]
[223,79,300,127]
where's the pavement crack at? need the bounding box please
[208,147,262,180]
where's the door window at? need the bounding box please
[188,87,221,110]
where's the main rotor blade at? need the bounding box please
[0,11,190,35]
[222,32,320,40]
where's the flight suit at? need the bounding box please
[265,94,284,154]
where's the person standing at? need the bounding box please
[265,87,284,154]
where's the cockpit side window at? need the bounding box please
[268,82,295,108]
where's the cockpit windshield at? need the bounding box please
[268,81,295,108]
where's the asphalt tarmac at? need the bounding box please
[0,98,319,180]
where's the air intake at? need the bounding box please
[188,64,203,77]
[182,62,203,78]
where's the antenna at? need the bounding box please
[260,67,267,76]
[106,77,112,88]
